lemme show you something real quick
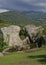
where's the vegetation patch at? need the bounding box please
[19,28,27,40]
[0,47,46,65]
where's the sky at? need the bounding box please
[0,0,46,12]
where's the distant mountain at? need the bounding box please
[22,10,45,15]
[22,11,35,14]
[0,11,46,25]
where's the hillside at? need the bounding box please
[0,20,13,28]
[0,47,46,65]
[0,11,31,25]
[0,11,46,25]
[23,11,46,25]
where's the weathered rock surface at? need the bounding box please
[25,25,44,43]
[23,37,30,50]
[0,25,45,52]
[0,25,30,52]
[43,35,46,45]
[1,25,23,47]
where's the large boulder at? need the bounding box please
[2,37,31,53]
[43,35,46,45]
[1,25,23,47]
[23,37,30,50]
[25,25,44,43]
[0,25,31,52]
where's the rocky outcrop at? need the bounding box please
[0,25,45,52]
[0,25,30,52]
[2,37,31,53]
[25,25,44,43]
[1,25,23,47]
[43,35,46,45]
[23,37,30,50]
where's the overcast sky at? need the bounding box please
[0,0,46,12]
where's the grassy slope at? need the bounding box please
[24,12,46,25]
[0,47,46,65]
[0,11,31,25]
[0,11,46,25]
[0,20,13,28]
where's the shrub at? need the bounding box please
[19,28,27,40]
[0,40,7,52]
[0,34,8,52]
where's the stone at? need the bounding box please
[43,35,46,45]
[0,53,3,56]
[23,37,30,50]
[0,25,31,52]
[1,25,23,47]
[25,25,44,43]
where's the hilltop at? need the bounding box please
[0,11,46,25]
[0,11,31,25]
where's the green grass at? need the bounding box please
[0,20,13,28]
[0,47,46,65]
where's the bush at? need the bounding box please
[0,39,8,52]
[19,28,27,40]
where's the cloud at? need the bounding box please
[0,0,46,12]
[0,9,9,13]
[20,0,46,7]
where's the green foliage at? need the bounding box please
[0,29,8,52]
[0,39,7,52]
[19,28,27,40]
[37,37,43,48]
[0,19,13,28]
